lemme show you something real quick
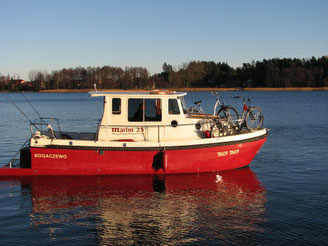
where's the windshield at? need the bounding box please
[178,96,188,114]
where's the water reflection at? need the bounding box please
[0,168,266,245]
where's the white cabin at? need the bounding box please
[89,91,201,142]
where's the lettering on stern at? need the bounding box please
[34,153,68,159]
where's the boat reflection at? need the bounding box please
[0,168,266,244]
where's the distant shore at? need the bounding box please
[1,87,327,93]
[37,87,328,93]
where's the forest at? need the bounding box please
[1,56,328,91]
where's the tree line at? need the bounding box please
[1,56,328,91]
[157,56,328,88]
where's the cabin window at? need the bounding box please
[112,98,121,114]
[129,99,143,121]
[128,98,162,122]
[145,99,162,121]
[168,99,180,115]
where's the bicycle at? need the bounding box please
[210,92,239,137]
[188,92,240,137]
[211,92,239,126]
[233,96,264,131]
[186,100,205,114]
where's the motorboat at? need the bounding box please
[0,90,268,176]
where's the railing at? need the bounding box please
[30,117,62,139]
[6,140,30,168]
[29,117,204,142]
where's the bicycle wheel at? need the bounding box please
[217,106,239,127]
[245,107,263,131]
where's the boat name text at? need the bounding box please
[111,127,144,134]
[34,153,67,159]
[217,149,239,157]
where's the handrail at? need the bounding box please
[29,119,207,142]
[30,122,56,139]
[30,117,62,139]
[34,117,61,132]
[97,122,197,128]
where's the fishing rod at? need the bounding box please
[21,93,47,125]
[1,95,40,131]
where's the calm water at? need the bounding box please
[0,91,327,245]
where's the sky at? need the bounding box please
[0,0,327,80]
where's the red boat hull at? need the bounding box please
[0,136,267,176]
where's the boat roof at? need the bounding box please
[89,90,187,98]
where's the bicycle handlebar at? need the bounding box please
[211,92,220,98]
[234,96,251,102]
[211,92,221,101]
